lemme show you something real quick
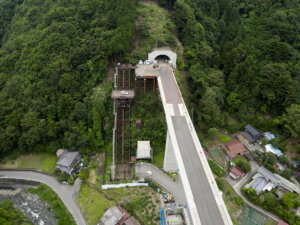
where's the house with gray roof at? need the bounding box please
[247,167,281,194]
[55,150,81,175]
[258,166,280,185]
[241,124,263,144]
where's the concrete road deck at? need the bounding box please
[155,64,232,225]
[172,116,224,225]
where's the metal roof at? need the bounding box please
[245,124,260,137]
[100,206,124,225]
[136,141,152,159]
[250,176,268,194]
[265,144,283,157]
[56,151,80,167]
[258,166,280,185]
[264,132,275,141]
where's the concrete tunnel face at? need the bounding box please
[154,55,171,62]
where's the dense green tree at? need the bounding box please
[281,104,300,138]
[234,157,251,173]
[282,169,294,180]
[0,0,136,158]
[198,88,221,127]
[282,192,300,209]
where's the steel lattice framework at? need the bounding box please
[111,64,134,180]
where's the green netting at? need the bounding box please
[239,205,267,225]
[210,149,222,158]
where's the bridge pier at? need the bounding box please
[163,130,178,172]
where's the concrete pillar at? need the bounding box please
[163,130,178,172]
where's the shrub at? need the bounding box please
[234,157,251,173]
[215,177,225,191]
[233,196,244,206]
[219,135,231,143]
[208,128,219,139]
[262,138,268,146]
[282,169,294,180]
[57,172,70,183]
[279,155,289,165]
[78,169,89,181]
[208,160,226,177]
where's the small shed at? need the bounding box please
[264,132,275,141]
[136,141,153,161]
[265,144,283,157]
[135,119,142,128]
[56,149,65,157]
[229,166,245,180]
[100,206,124,225]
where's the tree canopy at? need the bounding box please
[173,0,300,134]
[0,0,136,157]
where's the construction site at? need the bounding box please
[111,61,164,181]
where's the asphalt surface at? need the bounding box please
[172,116,225,225]
[159,65,182,115]
[135,163,186,204]
[0,170,86,225]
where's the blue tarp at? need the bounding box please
[264,132,275,141]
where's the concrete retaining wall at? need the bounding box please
[102,183,148,189]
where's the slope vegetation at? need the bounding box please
[0,0,136,157]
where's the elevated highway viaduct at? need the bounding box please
[136,48,233,225]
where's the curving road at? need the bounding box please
[136,163,186,204]
[0,170,86,225]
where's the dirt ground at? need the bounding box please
[95,153,105,175]
[115,164,134,180]
[286,137,300,159]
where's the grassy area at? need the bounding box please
[0,153,57,173]
[28,183,75,225]
[219,135,231,143]
[131,1,179,63]
[216,178,244,224]
[123,190,161,225]
[77,183,161,225]
[152,150,165,168]
[208,159,226,177]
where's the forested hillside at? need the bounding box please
[173,0,300,136]
[0,0,299,159]
[0,0,136,157]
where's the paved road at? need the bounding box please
[172,116,225,225]
[156,64,231,225]
[225,162,280,222]
[234,184,280,221]
[135,163,186,204]
[0,170,86,225]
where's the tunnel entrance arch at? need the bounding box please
[148,48,177,67]
[154,55,170,63]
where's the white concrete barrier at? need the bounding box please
[102,183,148,189]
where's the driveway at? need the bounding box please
[225,161,279,222]
[135,163,186,204]
[0,170,86,225]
